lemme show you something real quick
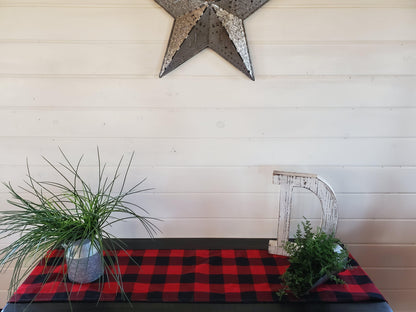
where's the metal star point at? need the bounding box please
[155,0,269,80]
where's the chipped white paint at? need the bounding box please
[268,171,338,256]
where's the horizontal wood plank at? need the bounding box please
[0,192,278,219]
[0,109,414,138]
[2,191,416,221]
[0,7,415,41]
[0,215,414,243]
[0,43,415,76]
[365,268,416,290]
[100,218,278,239]
[338,220,416,244]
[293,193,416,219]
[0,137,415,166]
[0,76,414,108]
[348,245,416,268]
[0,165,280,194]
[287,219,416,244]
[2,165,416,194]
[106,218,416,243]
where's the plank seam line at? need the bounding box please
[2,106,416,111]
[0,190,416,195]
[1,106,415,110]
[380,288,416,291]
[1,40,415,46]
[364,267,416,270]
[0,74,415,79]
[2,136,416,140]
[0,3,415,8]
[149,217,416,222]
[3,164,416,169]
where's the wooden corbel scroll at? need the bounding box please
[268,171,338,256]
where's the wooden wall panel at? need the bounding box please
[0,138,415,166]
[1,166,416,194]
[293,193,416,219]
[348,245,416,267]
[1,43,415,76]
[0,192,279,219]
[1,7,415,41]
[365,268,416,290]
[3,190,414,224]
[0,0,414,310]
[337,220,416,244]
[0,108,414,138]
[0,77,415,108]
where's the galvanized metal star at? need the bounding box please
[155,0,269,80]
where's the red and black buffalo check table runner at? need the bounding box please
[10,249,385,304]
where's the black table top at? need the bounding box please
[3,238,393,312]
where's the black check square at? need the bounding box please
[241,291,257,302]
[122,274,139,282]
[261,256,277,266]
[155,256,170,266]
[210,293,226,301]
[238,274,254,284]
[180,272,195,283]
[182,256,196,266]
[235,257,250,266]
[151,274,167,284]
[209,256,222,265]
[178,291,194,301]
[354,275,373,284]
[209,274,224,284]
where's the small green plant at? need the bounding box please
[278,219,349,299]
[0,148,158,301]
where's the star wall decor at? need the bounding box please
[154,0,269,80]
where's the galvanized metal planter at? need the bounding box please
[65,239,104,284]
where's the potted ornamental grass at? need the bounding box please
[278,219,349,299]
[0,148,158,300]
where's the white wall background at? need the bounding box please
[0,0,415,310]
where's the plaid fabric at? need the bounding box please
[10,249,385,304]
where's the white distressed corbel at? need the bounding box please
[268,171,338,256]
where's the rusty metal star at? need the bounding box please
[155,0,269,80]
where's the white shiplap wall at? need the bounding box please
[0,0,415,310]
